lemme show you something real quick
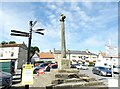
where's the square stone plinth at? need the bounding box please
[57,58,70,69]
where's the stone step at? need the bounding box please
[55,73,88,79]
[64,77,96,83]
[52,77,97,85]
[58,69,79,73]
[53,81,104,88]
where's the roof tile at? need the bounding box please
[38,52,54,59]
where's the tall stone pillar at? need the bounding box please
[57,14,70,69]
[60,14,66,58]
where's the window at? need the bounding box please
[72,56,76,58]
[0,53,3,57]
[78,56,81,58]
[11,52,14,57]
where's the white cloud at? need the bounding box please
[0,5,39,45]
[82,36,104,47]
[0,2,118,53]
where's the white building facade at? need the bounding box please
[0,43,27,69]
[95,41,119,67]
[54,49,98,64]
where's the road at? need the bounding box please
[78,67,119,87]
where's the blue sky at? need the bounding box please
[0,1,118,54]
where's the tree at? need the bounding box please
[9,41,16,44]
[1,41,8,45]
[1,41,16,45]
[33,46,40,53]
[30,46,40,58]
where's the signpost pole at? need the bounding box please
[27,21,33,64]
[11,21,45,89]
[25,21,33,89]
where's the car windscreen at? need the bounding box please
[82,65,87,66]
[75,64,80,66]
[98,67,109,70]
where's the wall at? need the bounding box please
[0,47,19,59]
[17,47,27,69]
[54,53,98,64]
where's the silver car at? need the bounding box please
[92,66,112,76]
[113,66,120,74]
[76,65,88,70]
[0,71,12,89]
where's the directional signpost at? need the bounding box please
[11,30,29,37]
[11,21,45,89]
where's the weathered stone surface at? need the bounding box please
[55,73,81,79]
[80,77,97,82]
[51,69,105,88]
[51,79,64,85]
[61,59,70,69]
[60,14,66,59]
[58,69,79,73]
[54,81,104,87]
[64,78,84,83]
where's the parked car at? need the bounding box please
[76,65,88,70]
[49,63,58,69]
[113,66,120,74]
[33,63,49,74]
[70,64,80,68]
[92,66,112,76]
[0,71,12,89]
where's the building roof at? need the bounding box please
[100,52,106,57]
[99,51,120,58]
[54,50,98,56]
[38,52,54,59]
[0,43,27,49]
[1,44,23,47]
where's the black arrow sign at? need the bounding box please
[35,32,44,35]
[11,30,29,34]
[11,33,29,37]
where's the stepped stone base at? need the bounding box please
[54,81,104,87]
[48,71,105,89]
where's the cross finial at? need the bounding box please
[60,14,66,22]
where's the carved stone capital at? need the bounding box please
[60,14,66,22]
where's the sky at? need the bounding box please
[0,1,118,54]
